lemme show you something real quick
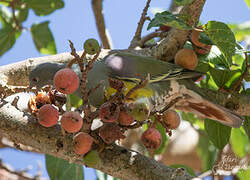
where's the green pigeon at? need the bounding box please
[29,52,243,128]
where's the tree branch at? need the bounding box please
[129,0,151,49]
[136,0,207,61]
[0,101,193,180]
[0,50,249,116]
[91,0,112,49]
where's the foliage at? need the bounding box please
[147,11,191,30]
[0,0,63,56]
[0,0,250,180]
[45,154,84,180]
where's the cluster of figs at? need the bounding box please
[28,35,206,157]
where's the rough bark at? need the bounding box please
[0,101,193,180]
[150,0,207,61]
[92,0,112,49]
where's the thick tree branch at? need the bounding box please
[91,0,112,49]
[1,50,249,116]
[150,0,206,61]
[133,0,207,61]
[0,102,193,180]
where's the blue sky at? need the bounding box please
[0,0,249,179]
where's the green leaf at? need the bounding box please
[197,133,218,171]
[232,54,245,71]
[45,154,84,180]
[237,168,250,180]
[224,70,242,89]
[229,22,250,41]
[230,128,249,157]
[197,45,229,71]
[198,32,213,45]
[16,8,29,22]
[83,150,100,167]
[204,119,231,149]
[170,164,196,176]
[203,21,236,67]
[147,11,191,30]
[0,25,21,56]
[244,0,250,8]
[67,94,83,108]
[154,122,168,154]
[0,6,12,27]
[174,0,193,6]
[199,74,218,90]
[31,21,57,54]
[210,68,242,89]
[243,116,250,141]
[26,0,64,16]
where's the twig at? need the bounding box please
[81,49,101,122]
[68,40,84,70]
[129,0,151,48]
[140,31,169,47]
[159,97,183,114]
[91,0,112,49]
[9,0,23,31]
[87,80,104,96]
[81,48,101,103]
[11,95,19,108]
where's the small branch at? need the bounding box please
[9,0,23,31]
[87,80,104,96]
[140,31,169,47]
[68,41,101,123]
[129,0,151,49]
[91,0,112,49]
[81,49,101,106]
[169,0,182,14]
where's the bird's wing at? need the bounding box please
[104,52,202,83]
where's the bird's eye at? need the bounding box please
[32,77,39,83]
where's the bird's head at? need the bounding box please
[29,63,65,88]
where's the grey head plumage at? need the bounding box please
[29,62,66,88]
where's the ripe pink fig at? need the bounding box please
[37,104,59,127]
[99,102,116,123]
[162,110,181,130]
[118,111,134,126]
[141,128,162,149]
[61,111,83,133]
[99,123,125,144]
[53,68,79,94]
[73,132,93,155]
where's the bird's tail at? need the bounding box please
[175,96,243,128]
[153,79,244,128]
